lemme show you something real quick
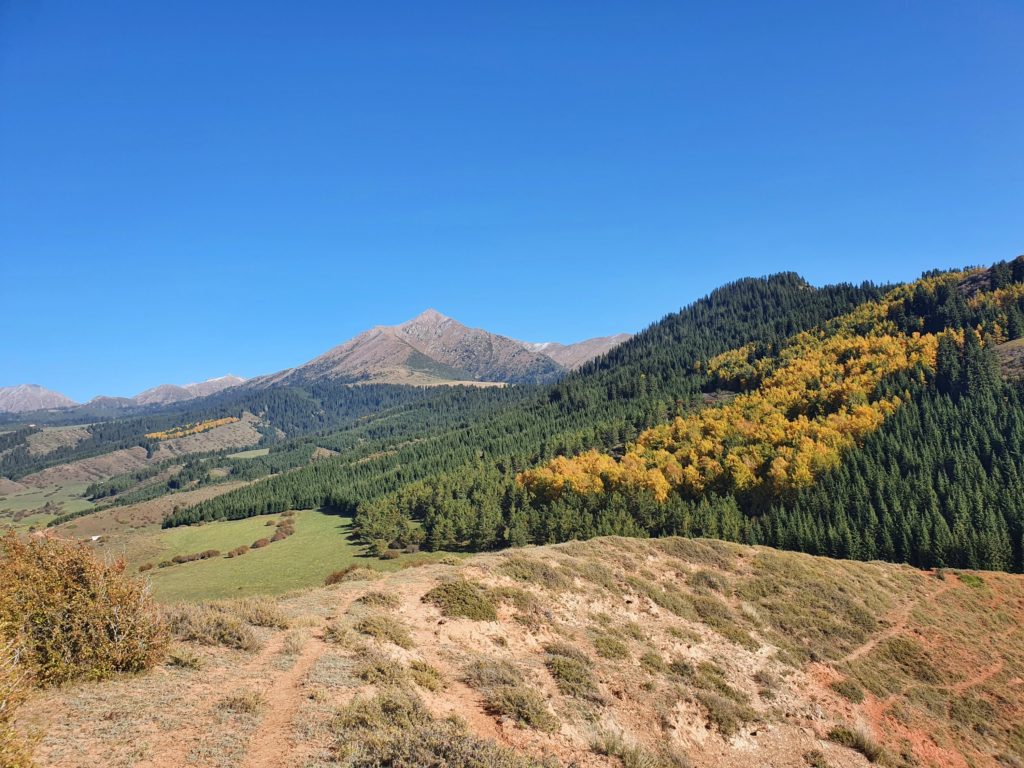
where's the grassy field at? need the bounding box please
[0,482,93,531]
[131,509,455,602]
[226,447,271,459]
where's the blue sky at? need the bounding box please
[1,1,1022,401]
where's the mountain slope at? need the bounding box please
[0,385,77,413]
[18,537,1024,768]
[523,333,631,370]
[259,309,619,386]
[133,375,245,406]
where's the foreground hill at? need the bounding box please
[17,536,1023,768]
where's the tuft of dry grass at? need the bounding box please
[593,730,692,768]
[827,726,886,763]
[225,597,289,629]
[281,629,309,656]
[219,689,265,715]
[166,646,204,670]
[463,657,523,690]
[358,591,400,610]
[353,653,407,686]
[545,643,601,702]
[163,604,259,651]
[325,565,379,585]
[356,614,414,649]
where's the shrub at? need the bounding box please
[423,580,497,621]
[324,622,360,649]
[270,530,289,542]
[544,644,600,702]
[409,660,444,691]
[486,685,558,732]
[594,635,630,660]
[163,604,258,651]
[463,657,522,690]
[804,750,829,768]
[437,555,461,566]
[358,591,400,610]
[0,641,32,768]
[356,614,413,649]
[250,537,271,549]
[689,569,729,594]
[498,556,569,589]
[138,563,154,572]
[325,565,378,585]
[641,651,668,674]
[353,653,407,686]
[830,678,865,703]
[380,549,402,560]
[828,726,885,763]
[0,532,168,686]
[226,546,249,558]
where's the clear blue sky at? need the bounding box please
[2,1,1022,401]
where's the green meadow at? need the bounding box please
[0,482,93,532]
[138,509,454,602]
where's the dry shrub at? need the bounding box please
[163,604,258,651]
[1,641,32,768]
[544,643,601,702]
[353,653,407,686]
[463,657,523,690]
[250,537,271,549]
[594,635,630,660]
[325,565,379,585]
[166,646,204,670]
[593,730,691,768]
[0,532,168,686]
[226,546,249,558]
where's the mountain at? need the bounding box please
[258,309,626,386]
[132,375,245,406]
[0,384,77,413]
[523,333,631,370]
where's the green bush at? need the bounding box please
[486,685,558,732]
[423,580,497,621]
[830,678,865,703]
[594,635,630,660]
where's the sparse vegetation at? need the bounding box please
[409,659,444,691]
[828,726,885,763]
[593,730,691,768]
[325,564,378,585]
[424,580,498,621]
[218,689,265,715]
[166,646,204,670]
[830,678,865,703]
[331,689,552,767]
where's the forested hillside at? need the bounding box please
[165,275,885,527]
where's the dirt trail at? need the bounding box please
[839,577,956,665]
[240,633,329,768]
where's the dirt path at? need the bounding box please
[839,577,956,665]
[240,633,329,768]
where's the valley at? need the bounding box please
[3,258,1024,767]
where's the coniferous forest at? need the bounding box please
[20,258,1023,574]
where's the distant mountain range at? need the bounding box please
[0,384,78,414]
[256,309,627,387]
[0,376,245,414]
[0,311,628,413]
